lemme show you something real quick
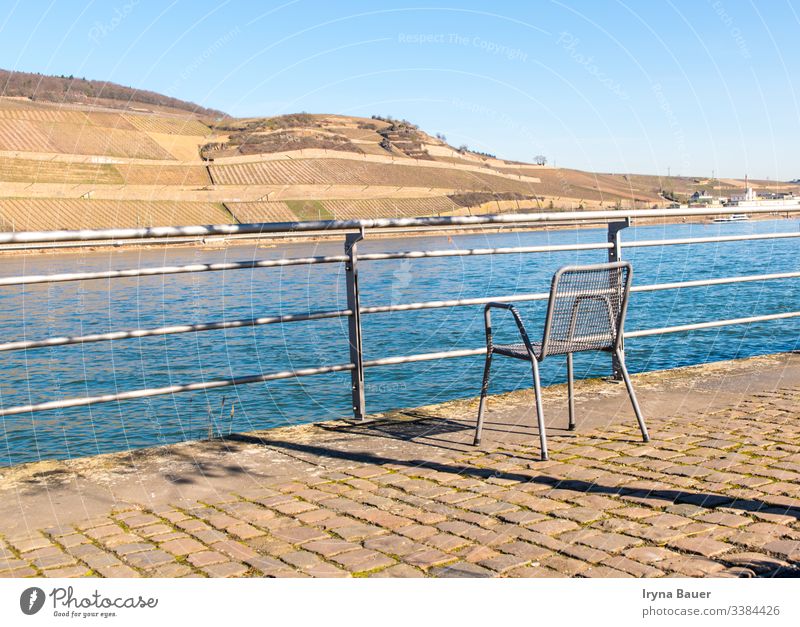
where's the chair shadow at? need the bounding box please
[223,430,800,521]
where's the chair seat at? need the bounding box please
[493,342,540,360]
[493,338,612,360]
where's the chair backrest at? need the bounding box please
[540,261,632,357]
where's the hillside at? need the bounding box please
[0,69,226,118]
[0,75,797,233]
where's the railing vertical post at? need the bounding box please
[345,229,366,420]
[608,218,630,380]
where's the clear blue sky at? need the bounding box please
[1,0,798,179]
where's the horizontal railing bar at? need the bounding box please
[624,311,800,338]
[624,231,800,248]
[357,242,613,261]
[360,292,551,315]
[0,220,631,252]
[364,348,487,367]
[364,271,800,315]
[0,309,351,353]
[0,255,348,287]
[631,271,800,293]
[1,206,798,244]
[0,362,355,417]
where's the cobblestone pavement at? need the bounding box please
[1,353,799,578]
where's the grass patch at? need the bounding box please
[287,199,332,221]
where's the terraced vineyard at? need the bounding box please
[209,158,539,193]
[0,119,56,152]
[323,196,459,219]
[115,163,210,186]
[225,201,297,223]
[123,114,211,136]
[43,123,176,160]
[0,198,231,231]
[0,157,124,184]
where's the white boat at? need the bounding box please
[713,214,750,222]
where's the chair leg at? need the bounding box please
[615,349,650,442]
[566,353,576,431]
[531,358,549,461]
[473,352,493,446]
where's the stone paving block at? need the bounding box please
[580,565,633,578]
[352,509,414,530]
[271,525,330,544]
[42,564,92,579]
[84,525,125,541]
[327,522,386,542]
[721,552,792,575]
[191,529,228,545]
[396,524,439,541]
[56,533,92,548]
[125,550,176,570]
[227,523,265,540]
[496,541,551,561]
[151,563,194,577]
[363,534,420,556]
[160,538,206,556]
[244,556,300,577]
[175,518,212,533]
[527,518,580,536]
[201,561,249,578]
[300,538,361,558]
[295,509,336,525]
[211,540,259,561]
[430,561,494,578]
[507,565,566,578]
[188,551,228,567]
[423,532,472,552]
[23,545,64,560]
[330,549,395,573]
[0,558,32,572]
[404,547,457,570]
[761,539,800,560]
[34,552,77,570]
[601,556,663,577]
[369,564,426,578]
[114,543,153,556]
[659,556,727,576]
[538,555,591,576]
[74,517,116,531]
[137,523,174,538]
[459,545,500,563]
[478,553,532,573]
[281,550,350,577]
[272,500,318,516]
[120,514,162,529]
[561,543,611,565]
[103,533,144,548]
[0,566,38,577]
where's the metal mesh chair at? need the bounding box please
[474,261,649,461]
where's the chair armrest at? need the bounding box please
[484,302,537,357]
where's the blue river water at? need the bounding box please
[0,218,798,466]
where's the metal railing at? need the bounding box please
[0,205,799,422]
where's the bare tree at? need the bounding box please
[534,155,547,166]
